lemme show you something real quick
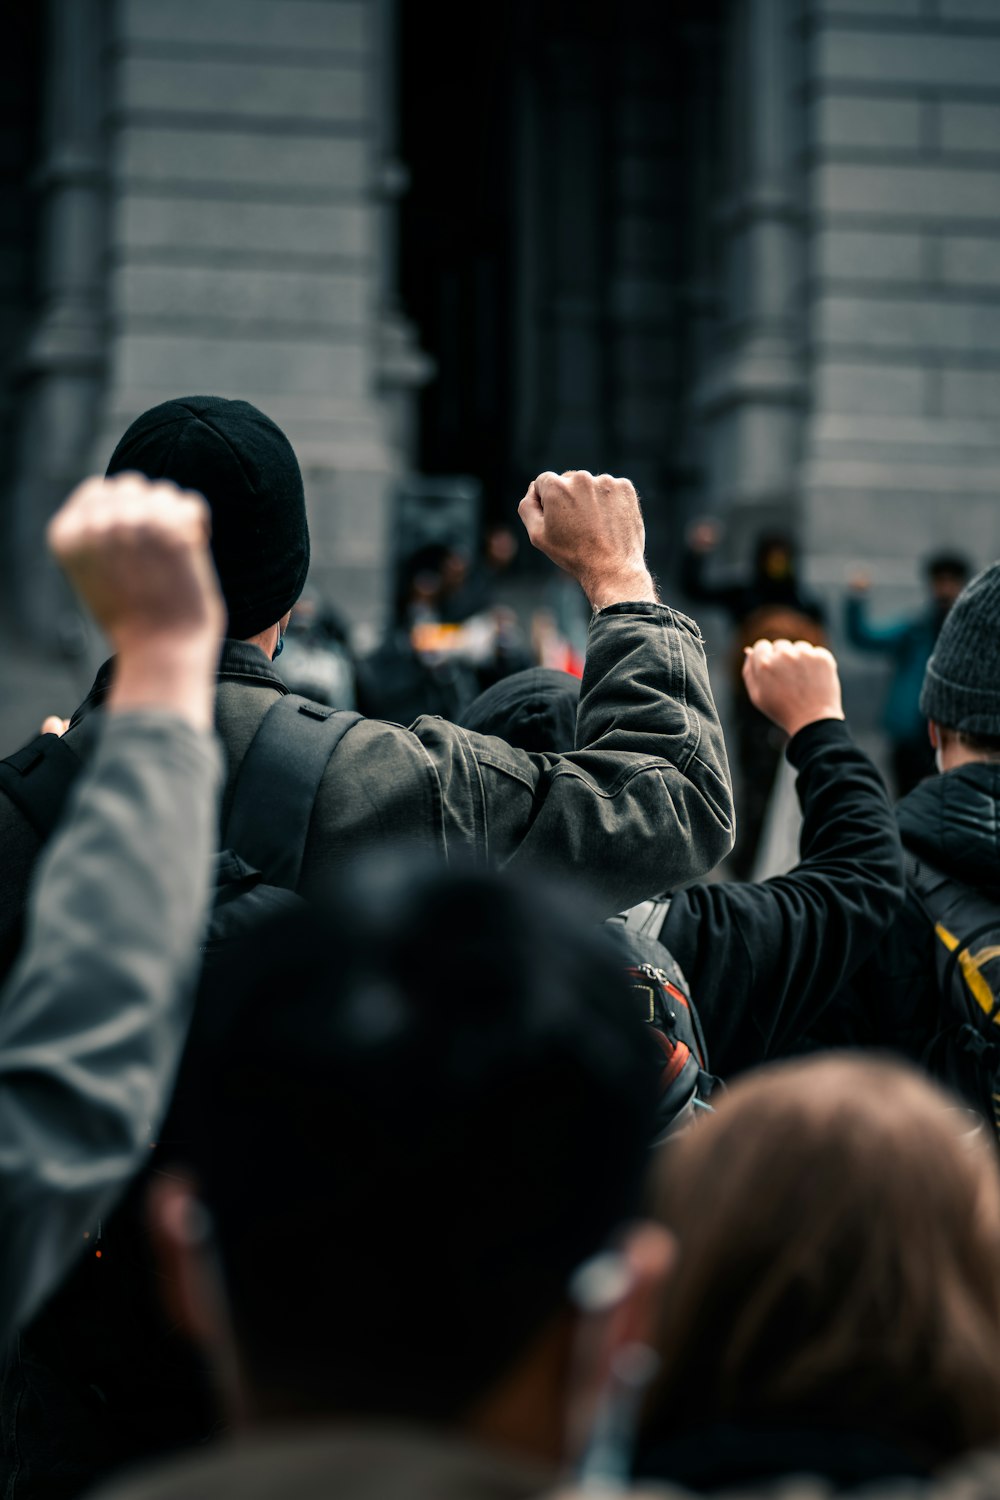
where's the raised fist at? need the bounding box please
[742,638,845,740]
[48,473,225,654]
[517,470,656,610]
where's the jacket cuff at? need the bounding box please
[786,718,853,768]
[593,599,704,641]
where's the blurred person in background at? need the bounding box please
[83,863,669,1500]
[846,552,970,798]
[682,520,827,875]
[633,1054,1000,1497]
[274,594,357,709]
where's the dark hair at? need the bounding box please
[186,859,657,1421]
[641,1055,1000,1468]
[939,725,1000,760]
[927,553,970,582]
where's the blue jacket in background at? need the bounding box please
[844,596,944,746]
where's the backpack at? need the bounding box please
[0,694,361,1497]
[907,851,1000,1142]
[606,904,719,1141]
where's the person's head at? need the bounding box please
[641,1055,1000,1468]
[459,668,581,753]
[150,859,665,1459]
[754,531,796,584]
[920,562,1000,771]
[106,396,309,657]
[927,553,971,611]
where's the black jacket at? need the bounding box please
[459,668,906,1082]
[659,720,906,1077]
[815,763,1000,1065]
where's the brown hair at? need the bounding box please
[643,1055,1000,1465]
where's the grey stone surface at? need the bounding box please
[814,162,1000,220]
[119,0,368,52]
[942,234,1000,289]
[811,93,923,152]
[942,367,1000,418]
[940,101,1000,157]
[814,360,930,415]
[111,332,370,399]
[816,292,1000,353]
[118,55,367,124]
[116,127,369,193]
[937,0,1000,24]
[112,263,371,328]
[815,26,1000,90]
[114,196,372,260]
[813,227,926,283]
[810,0,922,16]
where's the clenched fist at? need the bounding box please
[48,473,225,729]
[48,473,224,652]
[742,638,845,740]
[517,470,657,610]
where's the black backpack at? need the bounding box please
[907,851,1000,1142]
[606,904,719,1141]
[0,694,361,1497]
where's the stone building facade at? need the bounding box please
[1,0,998,656]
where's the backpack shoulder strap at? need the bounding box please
[612,897,672,940]
[225,695,362,891]
[0,732,83,843]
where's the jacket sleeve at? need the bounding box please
[0,712,221,1339]
[845,595,910,653]
[417,602,735,912]
[661,720,906,1077]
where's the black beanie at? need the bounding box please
[458,668,581,752]
[106,395,310,641]
[920,561,1000,736]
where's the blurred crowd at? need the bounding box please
[1,395,1000,1500]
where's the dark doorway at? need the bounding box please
[397,0,727,564]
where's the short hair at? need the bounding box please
[926,552,970,583]
[184,859,658,1420]
[640,1055,1000,1468]
[938,725,1000,761]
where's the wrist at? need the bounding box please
[584,566,659,612]
[780,708,845,740]
[107,633,218,733]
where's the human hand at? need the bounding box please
[742,638,845,739]
[47,473,225,730]
[686,518,722,555]
[40,716,69,737]
[517,470,657,610]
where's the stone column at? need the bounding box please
[8,0,107,644]
[695,0,806,553]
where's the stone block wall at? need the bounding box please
[801,0,1000,616]
[96,0,416,624]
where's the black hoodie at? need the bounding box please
[817,764,1000,1068]
[460,670,906,1077]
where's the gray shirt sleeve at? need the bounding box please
[0,711,221,1338]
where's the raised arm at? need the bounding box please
[436,471,735,910]
[0,473,224,1338]
[844,579,910,653]
[661,640,906,1075]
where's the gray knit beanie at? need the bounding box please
[920,562,1000,735]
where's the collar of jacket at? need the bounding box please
[70,639,288,730]
[897,763,1000,887]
